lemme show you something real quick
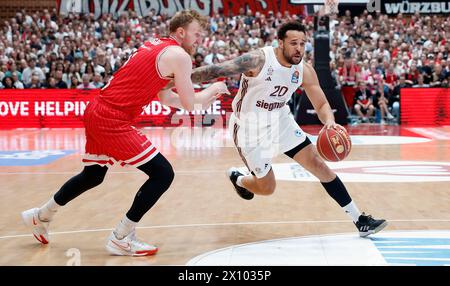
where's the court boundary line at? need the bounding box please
[0,170,224,175]
[2,219,450,240]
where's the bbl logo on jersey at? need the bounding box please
[291,71,299,83]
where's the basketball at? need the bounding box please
[316,127,352,162]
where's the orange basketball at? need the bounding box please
[316,127,352,162]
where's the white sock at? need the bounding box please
[113,216,137,240]
[38,197,61,222]
[343,201,361,223]
[236,176,245,188]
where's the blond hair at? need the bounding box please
[169,9,208,33]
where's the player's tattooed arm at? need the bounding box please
[191,49,265,83]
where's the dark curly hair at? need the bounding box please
[277,21,306,40]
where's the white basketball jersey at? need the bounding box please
[232,46,304,119]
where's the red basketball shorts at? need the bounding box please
[81,100,159,167]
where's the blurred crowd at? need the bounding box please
[329,10,449,123]
[0,7,304,90]
[0,8,449,122]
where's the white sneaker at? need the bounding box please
[21,208,50,244]
[386,113,395,120]
[105,231,158,256]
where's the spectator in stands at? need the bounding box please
[441,59,449,75]
[339,56,359,87]
[406,62,420,85]
[21,58,45,86]
[77,74,96,89]
[54,70,68,89]
[93,52,106,75]
[244,9,254,26]
[441,74,450,88]
[372,83,395,124]
[63,63,81,88]
[360,60,370,81]
[330,61,340,90]
[212,31,226,48]
[70,75,80,89]
[367,64,382,88]
[204,45,224,65]
[354,81,375,123]
[413,73,430,88]
[109,48,121,70]
[92,73,104,89]
[7,60,21,80]
[193,53,204,68]
[11,72,24,89]
[46,76,57,89]
[25,74,43,89]
[393,58,407,77]
[228,32,240,50]
[430,63,446,87]
[38,54,49,75]
[383,64,398,90]
[390,74,411,119]
[82,60,95,79]
[2,75,15,89]
[247,30,261,47]
[373,41,391,62]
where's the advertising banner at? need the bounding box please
[401,88,450,126]
[57,0,305,19]
[0,89,234,129]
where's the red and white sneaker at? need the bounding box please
[21,208,50,244]
[106,231,158,256]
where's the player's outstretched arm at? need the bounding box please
[191,49,265,83]
[158,81,229,110]
[302,62,340,130]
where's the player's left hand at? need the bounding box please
[204,92,220,107]
[210,81,231,96]
[322,121,346,132]
[200,90,223,108]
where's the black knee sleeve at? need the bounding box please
[138,154,175,189]
[126,153,174,222]
[82,167,107,188]
[54,164,108,206]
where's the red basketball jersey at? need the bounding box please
[97,37,179,119]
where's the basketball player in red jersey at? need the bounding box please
[21,10,229,256]
[191,21,387,238]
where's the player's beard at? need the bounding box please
[283,47,302,65]
[181,42,195,55]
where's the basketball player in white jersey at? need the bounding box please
[191,21,387,237]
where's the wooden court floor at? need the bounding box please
[0,125,449,265]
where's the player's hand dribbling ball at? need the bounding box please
[316,127,352,162]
